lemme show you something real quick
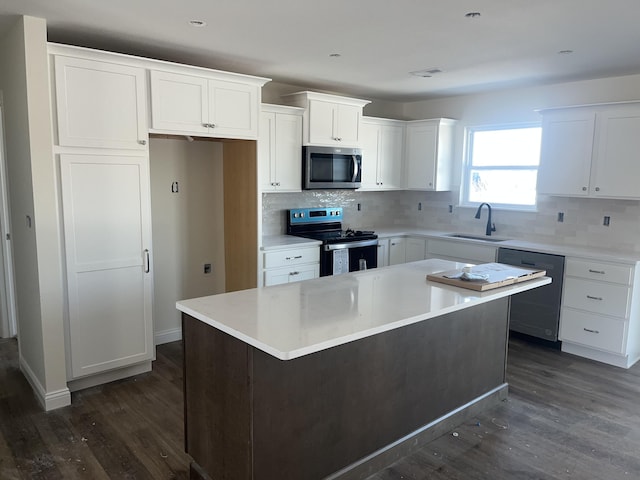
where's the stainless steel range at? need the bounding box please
[287,207,378,276]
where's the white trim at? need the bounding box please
[0,101,17,338]
[154,327,182,345]
[67,361,152,392]
[19,354,71,411]
[561,342,639,369]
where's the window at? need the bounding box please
[462,124,542,210]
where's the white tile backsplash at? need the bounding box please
[263,190,640,254]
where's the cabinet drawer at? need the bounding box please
[565,258,632,285]
[562,278,630,318]
[264,247,319,269]
[560,309,627,354]
[264,263,319,286]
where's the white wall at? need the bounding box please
[0,16,69,409]
[149,137,226,344]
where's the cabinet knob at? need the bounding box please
[138,140,147,145]
[582,186,587,191]
[595,187,600,192]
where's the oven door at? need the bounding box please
[320,239,378,276]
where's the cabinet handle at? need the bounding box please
[202,123,216,128]
[289,271,300,276]
[138,140,147,145]
[276,182,281,186]
[583,327,600,334]
[586,295,603,301]
[378,245,383,248]
[588,269,605,275]
[285,255,303,260]
[582,186,587,191]
[144,249,150,273]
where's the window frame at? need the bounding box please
[460,122,542,212]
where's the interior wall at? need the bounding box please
[149,137,225,343]
[0,16,68,408]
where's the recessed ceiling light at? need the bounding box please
[329,53,341,58]
[465,12,481,18]
[410,68,443,78]
[189,20,207,27]
[558,49,574,54]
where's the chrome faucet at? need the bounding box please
[474,203,496,236]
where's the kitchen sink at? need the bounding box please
[445,233,510,243]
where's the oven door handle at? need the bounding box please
[324,239,378,251]
[351,155,359,182]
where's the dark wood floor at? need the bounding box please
[1,336,639,479]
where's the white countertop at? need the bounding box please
[371,227,640,263]
[177,259,550,361]
[261,234,321,251]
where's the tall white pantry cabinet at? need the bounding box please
[49,44,268,390]
[52,53,155,388]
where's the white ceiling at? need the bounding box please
[1,0,640,102]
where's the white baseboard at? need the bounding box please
[19,355,71,411]
[154,327,182,345]
[67,361,152,392]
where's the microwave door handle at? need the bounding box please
[351,155,359,182]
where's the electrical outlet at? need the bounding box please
[204,263,212,274]
[557,212,564,222]
[603,216,610,227]
[448,205,453,214]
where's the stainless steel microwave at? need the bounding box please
[303,146,362,189]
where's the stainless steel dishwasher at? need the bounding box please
[497,248,565,343]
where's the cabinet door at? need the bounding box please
[208,80,259,139]
[273,112,303,191]
[377,239,389,268]
[55,56,147,149]
[388,237,406,265]
[149,70,209,134]
[405,237,426,263]
[537,110,595,196]
[60,154,153,379]
[335,104,361,145]
[591,107,640,198]
[379,124,404,189]
[405,122,438,190]
[259,111,277,191]
[359,122,381,190]
[308,100,337,145]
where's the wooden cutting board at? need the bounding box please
[426,262,547,291]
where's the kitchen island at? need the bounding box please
[177,259,550,480]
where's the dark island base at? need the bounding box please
[183,297,510,480]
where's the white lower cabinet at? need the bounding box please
[385,236,427,265]
[263,246,320,286]
[426,239,497,265]
[60,154,154,379]
[388,237,407,265]
[377,238,389,268]
[406,237,427,263]
[559,257,640,368]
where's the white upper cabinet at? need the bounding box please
[54,56,148,150]
[259,104,304,192]
[150,70,263,139]
[538,102,640,199]
[282,91,370,147]
[591,106,640,198]
[360,117,405,191]
[405,118,456,191]
[537,109,595,196]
